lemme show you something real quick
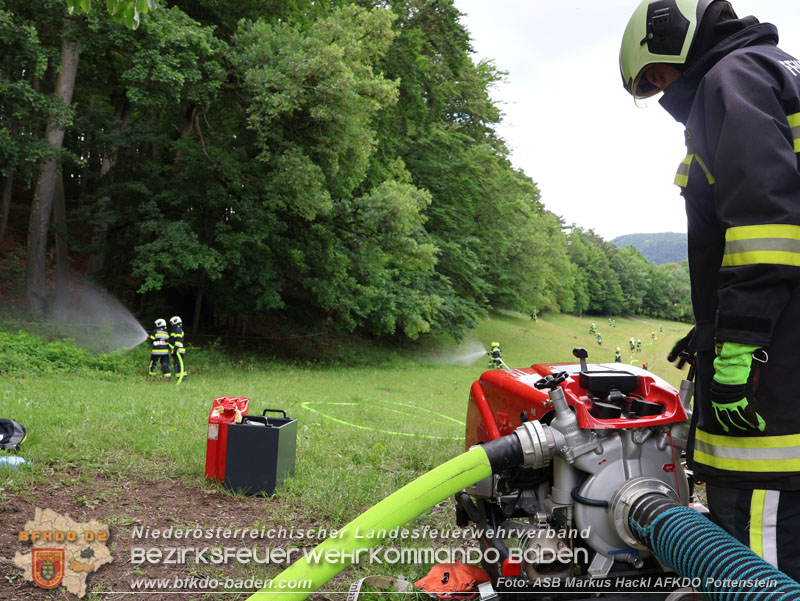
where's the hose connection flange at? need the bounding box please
[514,420,559,469]
[609,477,679,550]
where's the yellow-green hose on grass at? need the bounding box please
[248,445,493,600]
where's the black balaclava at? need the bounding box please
[659,1,768,122]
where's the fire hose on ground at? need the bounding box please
[247,427,800,601]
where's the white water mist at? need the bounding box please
[47,278,148,353]
[431,340,488,366]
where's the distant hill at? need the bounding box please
[612,232,688,265]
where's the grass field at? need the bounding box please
[0,311,692,600]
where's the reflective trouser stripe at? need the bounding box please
[723,224,800,267]
[751,490,765,558]
[694,429,800,472]
[788,112,800,152]
[750,490,780,569]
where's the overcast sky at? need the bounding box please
[452,1,800,240]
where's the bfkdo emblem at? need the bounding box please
[32,548,65,589]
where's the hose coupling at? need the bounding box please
[609,477,680,550]
[514,420,560,469]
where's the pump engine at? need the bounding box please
[458,347,696,599]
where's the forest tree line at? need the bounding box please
[0,0,693,339]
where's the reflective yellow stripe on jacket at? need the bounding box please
[674,153,715,187]
[722,224,800,267]
[694,429,800,472]
[787,111,800,152]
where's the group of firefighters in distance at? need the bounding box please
[488,320,664,370]
[148,316,187,383]
[591,321,661,369]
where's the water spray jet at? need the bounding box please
[431,340,488,366]
[48,278,147,353]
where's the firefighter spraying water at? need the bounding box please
[148,319,171,381]
[487,342,504,369]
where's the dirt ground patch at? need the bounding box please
[0,470,322,601]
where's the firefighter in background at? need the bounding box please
[621,0,800,578]
[488,342,503,368]
[629,337,636,352]
[596,332,602,346]
[615,347,622,363]
[636,339,642,353]
[148,318,171,381]
[169,315,187,384]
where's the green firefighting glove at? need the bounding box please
[710,342,766,434]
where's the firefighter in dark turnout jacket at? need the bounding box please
[621,0,800,579]
[148,318,171,380]
[169,316,187,383]
[488,342,503,369]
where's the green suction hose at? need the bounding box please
[248,445,493,600]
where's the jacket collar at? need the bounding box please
[659,23,779,124]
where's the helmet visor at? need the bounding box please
[631,70,662,99]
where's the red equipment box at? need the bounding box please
[205,396,250,482]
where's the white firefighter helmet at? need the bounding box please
[170,316,182,326]
[155,318,167,328]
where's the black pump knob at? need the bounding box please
[573,347,589,372]
[534,371,568,390]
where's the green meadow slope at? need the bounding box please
[0,312,692,598]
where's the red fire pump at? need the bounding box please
[458,348,696,599]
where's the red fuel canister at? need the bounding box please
[205,396,250,482]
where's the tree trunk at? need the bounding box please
[53,174,69,306]
[87,100,130,277]
[25,25,80,314]
[192,288,203,335]
[0,173,13,247]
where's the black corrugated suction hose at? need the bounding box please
[629,494,800,601]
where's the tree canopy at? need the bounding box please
[1,0,693,339]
